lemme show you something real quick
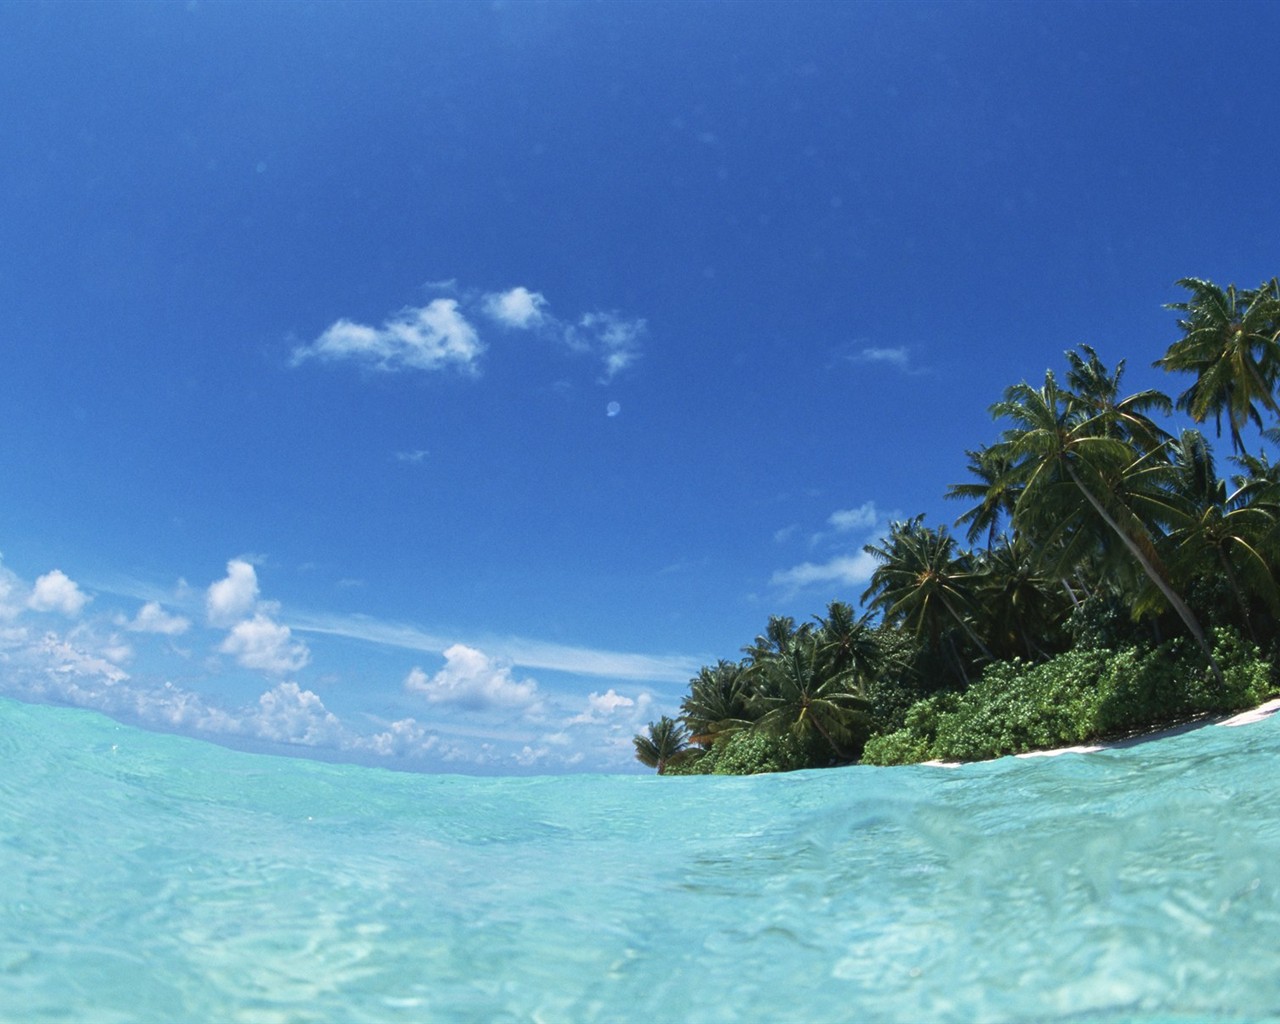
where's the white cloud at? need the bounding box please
[483,286,547,328]
[207,559,260,627]
[126,601,191,636]
[28,570,89,616]
[486,288,645,380]
[828,502,880,533]
[35,631,129,683]
[292,284,646,384]
[292,298,483,374]
[0,610,662,771]
[0,632,343,749]
[219,613,311,675]
[250,682,345,746]
[404,643,541,712]
[512,739,583,769]
[360,717,439,759]
[130,681,242,734]
[770,550,880,591]
[567,687,640,726]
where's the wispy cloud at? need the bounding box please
[771,500,891,596]
[286,609,701,683]
[770,550,881,592]
[856,346,911,369]
[483,286,646,382]
[833,342,926,375]
[826,501,880,534]
[35,629,130,683]
[568,311,645,381]
[0,562,26,621]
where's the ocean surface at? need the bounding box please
[3,695,1279,1024]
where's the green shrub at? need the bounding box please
[662,747,712,775]
[860,728,934,766]
[1211,627,1275,710]
[1092,639,1193,734]
[673,728,828,775]
[931,648,1110,761]
[858,692,959,766]
[1093,629,1274,735]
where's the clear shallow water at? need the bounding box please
[3,696,1279,1024]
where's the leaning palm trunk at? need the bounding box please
[1216,547,1260,644]
[798,705,851,762]
[1064,463,1224,686]
[937,591,994,662]
[1060,577,1082,608]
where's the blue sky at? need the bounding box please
[1,1,1276,773]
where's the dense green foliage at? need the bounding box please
[638,278,1280,774]
[864,629,1271,765]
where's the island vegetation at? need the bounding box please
[634,277,1280,775]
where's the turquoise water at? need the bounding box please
[3,696,1279,1023]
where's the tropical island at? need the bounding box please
[635,277,1280,775]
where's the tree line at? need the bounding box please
[635,277,1280,774]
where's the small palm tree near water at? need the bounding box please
[633,716,690,774]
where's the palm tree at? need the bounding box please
[813,600,881,681]
[1164,429,1280,641]
[948,442,1091,611]
[750,635,871,763]
[1065,343,1173,453]
[989,364,1224,684]
[972,534,1065,661]
[633,716,690,774]
[947,445,1022,548]
[742,615,811,667]
[862,516,993,675]
[680,660,754,745]
[1155,277,1280,454]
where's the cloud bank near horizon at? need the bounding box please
[0,553,688,773]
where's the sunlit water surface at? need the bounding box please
[3,695,1279,1023]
